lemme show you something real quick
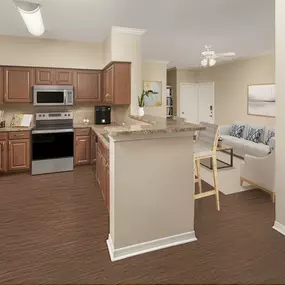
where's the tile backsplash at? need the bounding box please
[0,104,130,127]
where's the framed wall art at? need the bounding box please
[248,83,276,117]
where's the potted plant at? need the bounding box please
[138,90,158,117]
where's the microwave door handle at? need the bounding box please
[64,92,67,105]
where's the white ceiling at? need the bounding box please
[0,0,275,68]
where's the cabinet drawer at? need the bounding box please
[9,131,30,140]
[75,128,90,136]
[0,132,8,141]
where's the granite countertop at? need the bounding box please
[0,127,33,132]
[105,115,204,137]
[74,123,120,148]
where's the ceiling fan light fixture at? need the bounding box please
[201,59,208,67]
[14,0,45,36]
[209,58,216,67]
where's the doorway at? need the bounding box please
[180,82,215,123]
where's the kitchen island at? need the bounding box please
[103,115,203,261]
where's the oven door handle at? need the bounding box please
[32,129,74,134]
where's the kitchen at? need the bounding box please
[0,61,131,177]
[0,25,202,263]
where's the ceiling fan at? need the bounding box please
[200,45,235,67]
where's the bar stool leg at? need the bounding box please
[195,158,202,193]
[212,154,220,211]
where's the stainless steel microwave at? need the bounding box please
[33,85,74,106]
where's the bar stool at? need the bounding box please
[194,122,220,211]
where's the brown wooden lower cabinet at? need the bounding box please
[91,130,97,164]
[0,140,7,172]
[0,131,31,174]
[8,139,30,171]
[74,135,90,165]
[95,137,110,212]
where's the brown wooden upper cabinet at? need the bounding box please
[74,70,101,103]
[103,62,131,105]
[55,69,73,85]
[35,68,73,85]
[3,67,34,103]
[35,68,54,85]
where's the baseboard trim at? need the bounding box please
[273,221,285,236]
[106,231,197,262]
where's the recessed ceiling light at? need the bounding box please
[14,0,45,36]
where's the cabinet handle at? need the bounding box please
[106,93,110,98]
[8,141,11,150]
[4,94,7,101]
[16,134,24,137]
[1,143,3,152]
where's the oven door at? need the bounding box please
[31,129,74,175]
[33,90,66,106]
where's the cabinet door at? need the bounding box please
[8,139,30,171]
[113,63,131,105]
[35,68,54,85]
[4,67,34,103]
[0,141,7,172]
[103,69,108,103]
[0,67,3,104]
[91,131,97,164]
[55,69,73,85]
[104,66,114,103]
[75,135,90,165]
[74,70,101,103]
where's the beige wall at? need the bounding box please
[103,34,112,67]
[110,28,144,115]
[176,69,196,116]
[109,133,195,250]
[195,54,275,126]
[0,35,104,69]
[275,0,285,228]
[142,61,167,118]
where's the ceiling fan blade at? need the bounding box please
[214,52,236,58]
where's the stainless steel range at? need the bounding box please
[32,112,74,175]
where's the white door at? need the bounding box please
[180,83,198,123]
[198,82,215,123]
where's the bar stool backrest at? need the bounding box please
[196,122,220,151]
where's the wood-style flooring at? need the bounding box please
[0,166,284,284]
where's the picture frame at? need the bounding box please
[143,81,162,107]
[247,83,276,118]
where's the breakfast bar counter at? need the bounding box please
[105,115,203,261]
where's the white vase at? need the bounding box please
[138,107,144,117]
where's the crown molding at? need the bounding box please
[112,26,146,36]
[167,67,177,71]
